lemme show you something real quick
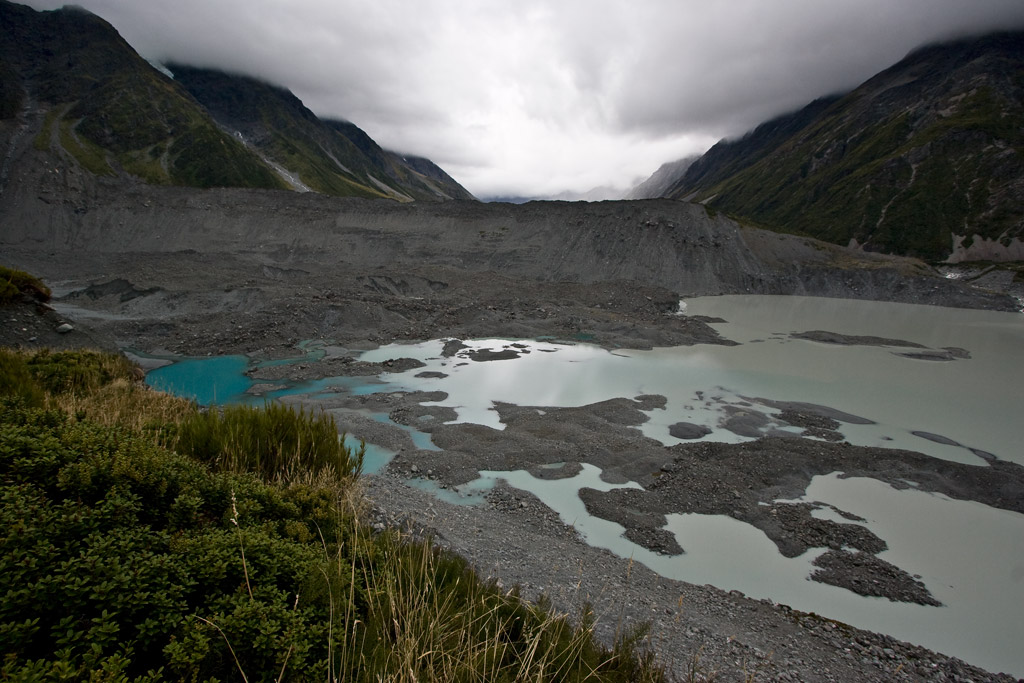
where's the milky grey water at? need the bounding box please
[359,296,1024,676]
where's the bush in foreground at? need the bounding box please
[0,348,667,681]
[173,401,364,485]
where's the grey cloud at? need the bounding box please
[19,0,1024,197]
[610,0,1024,140]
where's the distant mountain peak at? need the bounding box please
[627,156,699,200]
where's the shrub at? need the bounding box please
[0,349,45,407]
[24,348,137,395]
[0,266,51,304]
[0,351,668,680]
[172,401,364,485]
[0,402,666,681]
[0,403,345,680]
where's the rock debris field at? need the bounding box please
[3,182,1023,681]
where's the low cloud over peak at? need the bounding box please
[23,0,1024,198]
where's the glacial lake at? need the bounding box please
[146,295,1024,676]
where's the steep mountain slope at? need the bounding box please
[167,65,475,201]
[0,1,472,201]
[665,32,1024,261]
[0,0,286,190]
[627,155,700,199]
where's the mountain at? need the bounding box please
[627,156,699,199]
[0,0,287,190]
[480,185,626,203]
[661,31,1024,261]
[166,64,475,201]
[546,186,627,202]
[0,1,472,201]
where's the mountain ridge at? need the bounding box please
[0,0,472,201]
[0,0,289,190]
[627,155,700,200]
[165,63,474,201]
[653,30,1024,261]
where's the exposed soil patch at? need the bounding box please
[0,297,116,352]
[668,421,712,439]
[792,330,973,362]
[247,355,426,381]
[465,347,522,361]
[775,410,845,441]
[811,550,942,606]
[743,398,876,425]
[792,330,929,348]
[895,348,972,361]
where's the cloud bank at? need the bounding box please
[22,0,1024,197]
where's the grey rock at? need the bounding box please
[669,421,712,439]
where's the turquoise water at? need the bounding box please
[145,352,433,469]
[367,411,440,451]
[266,376,383,401]
[405,476,494,506]
[146,355,388,406]
[361,443,396,474]
[146,355,252,405]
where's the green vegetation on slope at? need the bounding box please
[0,346,664,681]
[3,2,473,199]
[669,32,1024,260]
[167,124,286,190]
[1,1,288,191]
[168,64,476,201]
[165,65,398,199]
[58,115,115,176]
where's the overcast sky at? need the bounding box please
[22,0,1024,198]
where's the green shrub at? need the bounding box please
[24,348,136,396]
[0,266,51,304]
[59,118,115,176]
[173,402,364,485]
[0,402,666,681]
[0,403,345,680]
[0,350,45,407]
[0,352,668,680]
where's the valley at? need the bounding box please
[4,178,1023,681]
[3,2,1024,679]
